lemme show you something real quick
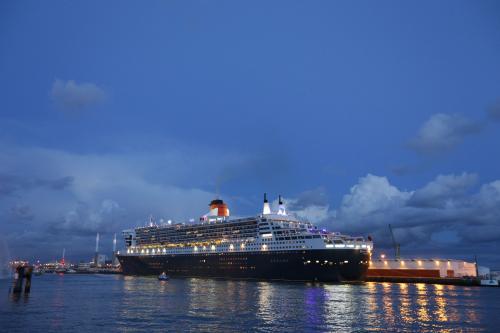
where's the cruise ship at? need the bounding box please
[117,194,372,282]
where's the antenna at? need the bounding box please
[95,233,100,253]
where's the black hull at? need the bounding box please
[118,250,369,282]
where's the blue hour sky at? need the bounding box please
[1,1,500,266]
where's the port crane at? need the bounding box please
[388,224,400,259]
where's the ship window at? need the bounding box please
[305,236,312,239]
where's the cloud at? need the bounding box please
[408,172,477,208]
[284,173,500,263]
[0,173,74,197]
[0,142,265,261]
[50,79,106,110]
[487,100,500,121]
[408,113,482,155]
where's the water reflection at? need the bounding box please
[399,283,415,325]
[5,275,491,332]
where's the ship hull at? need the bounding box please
[118,249,369,282]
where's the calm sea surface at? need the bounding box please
[0,274,499,332]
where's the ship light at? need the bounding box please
[400,260,405,265]
[261,233,272,238]
[162,248,166,253]
[315,260,319,263]
[211,245,216,251]
[127,249,130,254]
[240,243,245,249]
[334,244,346,248]
[325,244,334,248]
[380,254,386,259]
[355,245,360,249]
[361,244,367,248]
[194,246,198,251]
[417,260,422,266]
[141,249,145,254]
[262,244,268,251]
[384,260,388,265]
[435,260,440,265]
[344,260,349,264]
[229,244,234,250]
[203,246,207,250]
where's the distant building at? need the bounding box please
[78,262,91,270]
[96,254,107,266]
[368,259,477,278]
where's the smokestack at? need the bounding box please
[262,193,271,215]
[278,195,287,215]
[112,233,117,265]
[94,233,100,267]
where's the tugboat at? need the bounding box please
[158,272,169,281]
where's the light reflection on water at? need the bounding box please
[0,275,498,332]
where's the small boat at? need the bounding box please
[55,267,67,274]
[480,279,499,287]
[158,272,169,281]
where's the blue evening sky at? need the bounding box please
[1,1,500,265]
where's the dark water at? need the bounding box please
[1,275,499,332]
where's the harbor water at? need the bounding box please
[1,274,499,332]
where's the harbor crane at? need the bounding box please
[388,224,400,259]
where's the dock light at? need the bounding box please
[380,254,386,259]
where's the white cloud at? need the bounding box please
[283,173,500,256]
[408,172,477,208]
[50,79,106,110]
[0,143,261,259]
[408,113,482,154]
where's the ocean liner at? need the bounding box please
[117,194,372,282]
